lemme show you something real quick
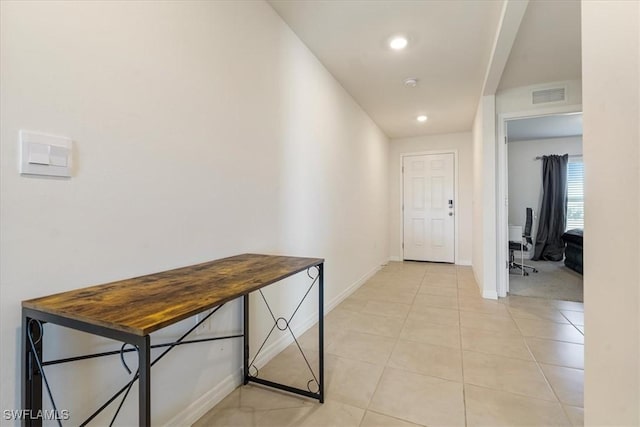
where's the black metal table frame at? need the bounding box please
[21,263,324,427]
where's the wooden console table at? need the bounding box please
[22,253,324,426]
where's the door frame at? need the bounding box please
[400,150,459,264]
[496,105,583,297]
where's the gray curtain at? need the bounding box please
[533,154,568,261]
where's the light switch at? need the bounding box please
[27,143,51,165]
[49,145,69,167]
[20,130,73,177]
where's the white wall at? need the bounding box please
[472,103,485,288]
[496,79,583,114]
[582,1,639,425]
[388,132,473,265]
[0,1,389,425]
[507,136,583,247]
[471,95,497,299]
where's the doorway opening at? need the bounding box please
[498,112,584,302]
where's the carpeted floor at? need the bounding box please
[509,259,583,302]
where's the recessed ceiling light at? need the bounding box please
[404,78,418,87]
[417,115,428,122]
[389,36,408,50]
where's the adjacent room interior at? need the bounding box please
[506,113,584,302]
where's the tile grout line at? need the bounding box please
[559,309,585,335]
[354,263,399,427]
[456,268,469,427]
[465,382,577,405]
[510,308,584,343]
[382,266,426,366]
[509,299,578,425]
[361,264,426,426]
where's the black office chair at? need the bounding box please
[509,208,539,276]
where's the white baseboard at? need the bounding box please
[253,262,382,369]
[472,269,482,289]
[163,369,242,427]
[326,263,382,312]
[164,262,383,425]
[167,314,317,426]
[391,256,471,265]
[482,289,498,300]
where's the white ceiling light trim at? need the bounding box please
[389,36,408,50]
[403,78,418,87]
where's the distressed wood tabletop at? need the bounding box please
[22,254,323,336]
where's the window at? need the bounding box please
[566,159,584,230]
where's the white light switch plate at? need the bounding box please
[19,130,73,177]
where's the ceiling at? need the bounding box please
[507,113,583,142]
[498,0,582,91]
[269,0,503,139]
[269,0,582,140]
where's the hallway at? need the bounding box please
[195,261,584,426]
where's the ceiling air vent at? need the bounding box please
[531,87,566,105]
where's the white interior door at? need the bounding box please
[403,153,455,263]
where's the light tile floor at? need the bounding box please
[194,262,584,426]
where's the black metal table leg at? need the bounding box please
[138,335,151,427]
[22,312,42,427]
[318,263,324,403]
[244,263,324,402]
[243,294,250,385]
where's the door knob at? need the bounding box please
[449,212,454,216]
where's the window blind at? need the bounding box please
[566,159,584,230]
